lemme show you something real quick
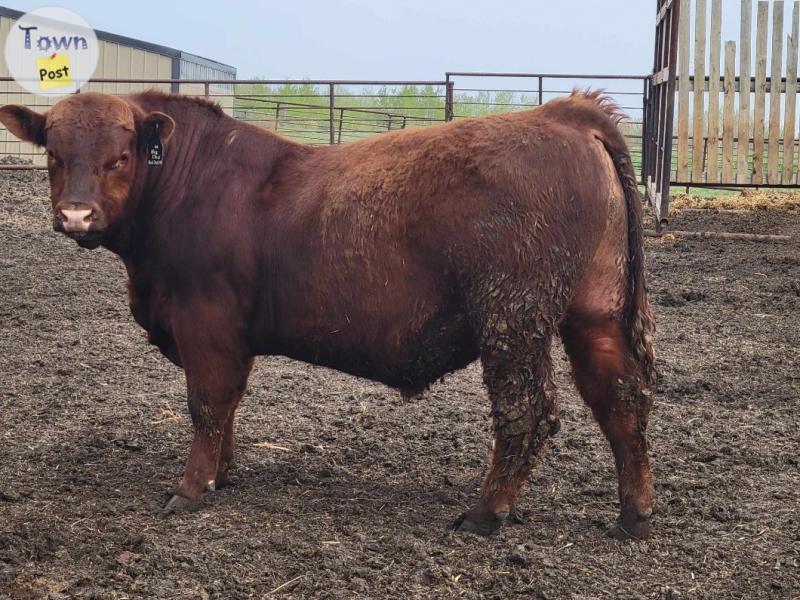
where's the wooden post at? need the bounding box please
[692,0,708,182]
[655,0,683,229]
[753,1,770,184]
[722,41,737,182]
[707,0,722,182]
[767,1,785,183]
[677,0,692,181]
[783,1,800,183]
[738,0,753,182]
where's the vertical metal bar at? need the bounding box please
[275,102,280,131]
[337,108,344,143]
[538,76,544,105]
[329,83,335,145]
[650,80,659,192]
[203,81,210,98]
[444,72,450,121]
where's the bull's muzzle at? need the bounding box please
[59,208,94,232]
[53,203,105,249]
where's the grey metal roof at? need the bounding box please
[0,5,236,76]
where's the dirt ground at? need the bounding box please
[0,168,798,599]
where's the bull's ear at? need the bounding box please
[142,111,175,143]
[0,105,46,146]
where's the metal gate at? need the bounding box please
[645,0,682,231]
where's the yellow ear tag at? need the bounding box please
[36,53,73,91]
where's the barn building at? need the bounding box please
[0,5,236,163]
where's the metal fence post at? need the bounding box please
[444,73,454,121]
[538,76,543,105]
[329,83,335,145]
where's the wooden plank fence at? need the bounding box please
[674,0,800,186]
[645,0,682,227]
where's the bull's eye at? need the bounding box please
[105,153,129,171]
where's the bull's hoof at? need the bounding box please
[453,506,508,536]
[161,493,201,516]
[606,508,652,540]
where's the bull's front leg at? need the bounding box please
[162,304,253,514]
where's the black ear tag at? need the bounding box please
[147,123,163,166]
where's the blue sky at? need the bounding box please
[6,1,655,79]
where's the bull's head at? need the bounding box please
[0,93,174,249]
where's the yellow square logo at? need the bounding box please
[36,54,73,90]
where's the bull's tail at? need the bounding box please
[608,132,657,387]
[546,91,657,386]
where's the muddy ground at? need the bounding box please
[0,169,798,599]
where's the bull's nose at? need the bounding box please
[59,208,95,232]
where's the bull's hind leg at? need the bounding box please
[455,292,561,535]
[560,312,654,539]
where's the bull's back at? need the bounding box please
[305,110,617,280]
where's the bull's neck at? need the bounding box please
[110,93,306,271]
[110,98,226,260]
[139,107,216,216]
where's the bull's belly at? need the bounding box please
[267,311,479,391]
